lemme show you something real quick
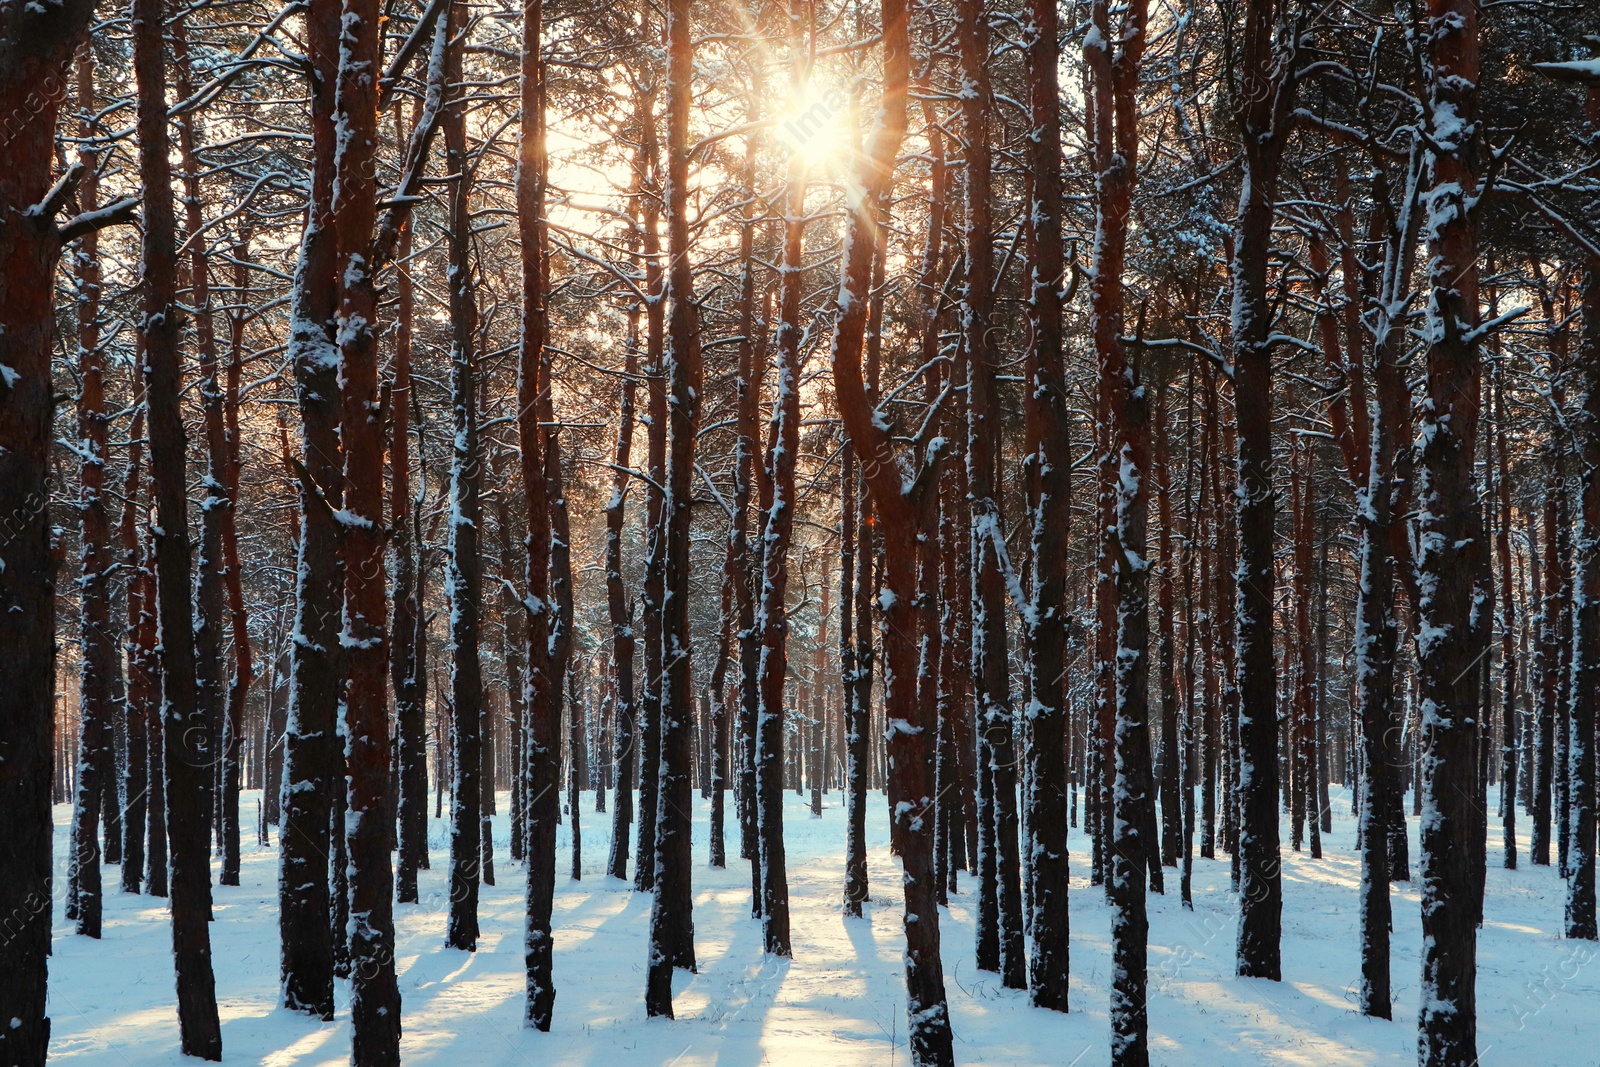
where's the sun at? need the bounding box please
[776,81,849,172]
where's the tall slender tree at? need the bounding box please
[278,0,344,1018]
[826,0,954,1056]
[0,7,111,1059]
[134,0,223,1050]
[644,0,702,1013]
[1226,0,1297,982]
[520,0,560,1028]
[1022,0,1072,1008]
[1413,0,1488,1060]
[444,0,486,949]
[1086,0,1152,1058]
[956,0,1024,988]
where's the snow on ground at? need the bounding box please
[45,785,1597,1065]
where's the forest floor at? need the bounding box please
[45,782,1593,1065]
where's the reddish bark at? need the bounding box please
[518,0,559,1027]
[134,0,223,1050]
[1226,0,1296,981]
[1413,2,1488,1058]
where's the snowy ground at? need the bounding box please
[45,784,1597,1065]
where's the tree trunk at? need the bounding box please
[519,0,559,1029]
[1155,379,1180,870]
[956,0,1024,989]
[1564,87,1600,939]
[826,0,953,1056]
[121,408,151,895]
[392,97,430,904]
[0,8,99,1058]
[634,83,667,895]
[278,0,343,1020]
[1022,0,1071,1007]
[644,0,703,1015]
[605,258,640,881]
[444,11,485,948]
[753,19,810,950]
[1087,1,1152,1058]
[68,37,113,937]
[329,0,436,1056]
[1414,3,1486,1058]
[219,227,254,887]
[732,122,766,912]
[1226,0,1295,981]
[841,444,868,912]
[134,0,223,1050]
[1494,357,1518,871]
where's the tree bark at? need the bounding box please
[605,260,640,881]
[134,0,223,1050]
[1414,2,1486,1058]
[1087,0,1152,1057]
[826,0,953,1056]
[444,7,485,949]
[1226,0,1295,981]
[392,98,429,903]
[0,8,99,1058]
[956,0,1024,989]
[1564,87,1600,941]
[1022,0,1071,1007]
[329,0,439,1055]
[644,0,703,1014]
[121,408,151,895]
[753,17,810,951]
[68,37,113,938]
[278,0,343,1018]
[518,0,559,1028]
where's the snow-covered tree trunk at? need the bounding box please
[1154,378,1180,872]
[732,121,766,912]
[1225,0,1295,981]
[605,273,641,881]
[1290,439,1312,855]
[67,38,114,937]
[812,560,831,820]
[1180,367,1201,907]
[134,0,223,1050]
[445,15,486,947]
[634,79,668,893]
[278,0,343,1019]
[393,150,429,901]
[753,15,810,950]
[1532,450,1562,867]
[1565,84,1600,939]
[570,668,586,879]
[0,6,101,1056]
[1413,1,1488,1059]
[644,0,702,1012]
[827,0,953,1056]
[1493,359,1519,871]
[1086,0,1153,1058]
[138,512,168,901]
[841,443,869,913]
[219,229,255,887]
[120,410,151,895]
[1347,146,1419,1020]
[171,15,232,882]
[956,0,1024,989]
[1092,391,1115,888]
[1567,296,1598,929]
[330,0,420,1057]
[518,0,559,1028]
[1022,0,1071,1007]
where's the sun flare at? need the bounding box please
[777,82,849,170]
